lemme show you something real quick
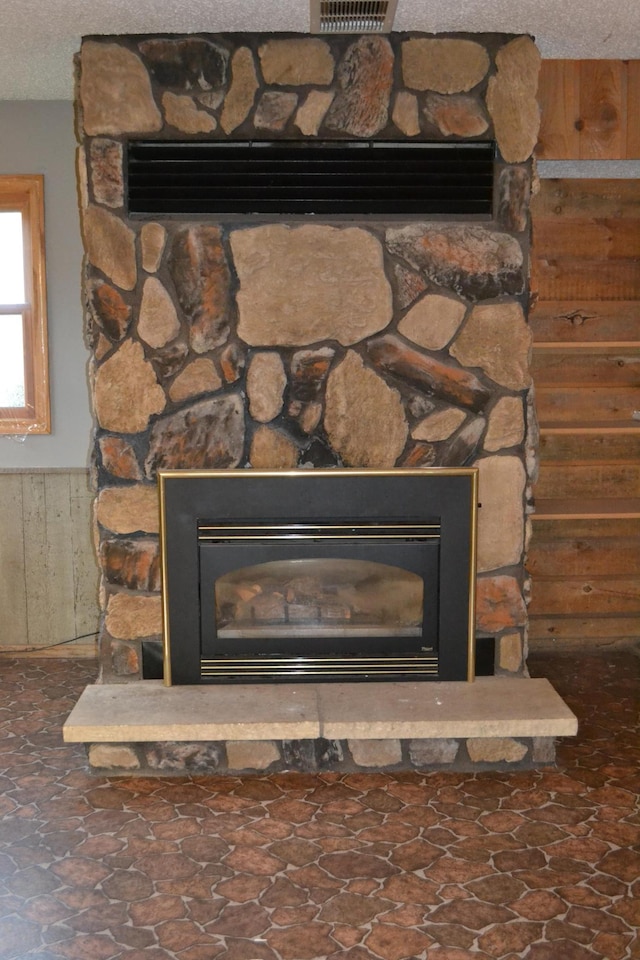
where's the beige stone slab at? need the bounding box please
[318,677,578,740]
[63,681,320,742]
[64,676,577,745]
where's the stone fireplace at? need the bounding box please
[65,30,578,772]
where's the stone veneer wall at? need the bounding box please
[77,32,541,699]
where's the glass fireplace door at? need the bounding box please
[197,520,440,680]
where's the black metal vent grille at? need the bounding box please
[126,140,495,217]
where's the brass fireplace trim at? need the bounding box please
[158,467,479,686]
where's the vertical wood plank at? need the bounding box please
[578,60,627,159]
[23,472,77,647]
[69,470,100,640]
[536,60,581,159]
[627,61,640,158]
[0,475,28,646]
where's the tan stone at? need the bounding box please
[398,294,466,351]
[220,47,259,134]
[486,36,541,163]
[226,740,280,771]
[412,408,466,442]
[324,351,407,468]
[80,41,162,136]
[259,39,334,85]
[247,352,287,423]
[89,743,140,770]
[162,92,217,134]
[168,358,222,404]
[450,302,532,390]
[424,93,489,138]
[94,339,166,433]
[89,139,123,208]
[349,739,402,768]
[141,223,167,274]
[231,225,392,347]
[466,737,528,763]
[409,739,460,766]
[106,593,163,640]
[77,146,89,212]
[138,278,180,350]
[532,738,556,763]
[250,426,298,469]
[83,205,137,291]
[295,91,335,136]
[299,402,323,435]
[97,484,159,535]
[485,397,525,452]
[402,39,490,93]
[476,455,526,573]
[498,632,524,672]
[392,91,420,136]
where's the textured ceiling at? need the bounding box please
[2,0,640,100]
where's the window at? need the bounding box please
[0,175,50,434]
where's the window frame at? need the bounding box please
[0,175,50,434]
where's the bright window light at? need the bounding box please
[0,211,26,304]
[0,314,26,406]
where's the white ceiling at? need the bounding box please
[3,0,640,100]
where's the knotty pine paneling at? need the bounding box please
[537,59,640,159]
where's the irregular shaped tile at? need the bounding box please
[259,38,334,85]
[247,352,287,423]
[168,226,231,353]
[96,483,160,534]
[89,139,123,208]
[141,222,167,274]
[145,395,244,476]
[98,436,141,480]
[398,293,466,351]
[168,358,222,404]
[450,301,532,390]
[100,538,161,592]
[105,594,162,640]
[249,425,299,469]
[89,282,131,341]
[392,91,420,136]
[94,339,166,433]
[424,93,489,137]
[139,37,228,92]
[476,455,526,572]
[138,278,180,350]
[162,92,217,133]
[295,91,335,136]
[411,408,466,442]
[254,91,298,132]
[220,47,259,134]
[83,206,137,291]
[485,396,525,452]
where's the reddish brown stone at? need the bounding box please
[367,334,491,412]
[259,877,308,908]
[476,575,527,632]
[389,838,442,870]
[267,923,336,960]
[101,869,154,901]
[89,138,123,208]
[289,347,335,402]
[378,874,441,905]
[511,890,566,920]
[467,874,527,904]
[325,36,393,137]
[219,342,245,383]
[169,226,231,353]
[319,893,390,925]
[90,282,131,341]
[394,263,428,310]
[99,436,142,480]
[429,900,515,928]
[478,921,544,956]
[317,851,398,880]
[386,223,525,301]
[150,340,189,380]
[223,847,285,877]
[364,924,434,960]
[269,839,322,867]
[129,896,187,926]
[145,395,244,476]
[399,441,438,468]
[565,905,631,934]
[100,538,161,592]
[207,902,270,938]
[497,165,531,232]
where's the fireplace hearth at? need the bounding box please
[159,468,478,684]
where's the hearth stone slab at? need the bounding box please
[63,677,577,744]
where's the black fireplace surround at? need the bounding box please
[158,468,478,684]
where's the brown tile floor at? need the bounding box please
[0,651,638,960]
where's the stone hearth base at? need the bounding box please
[64,677,577,775]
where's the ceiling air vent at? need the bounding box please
[126,140,495,217]
[310,0,398,33]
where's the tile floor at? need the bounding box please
[0,650,637,960]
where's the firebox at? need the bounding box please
[158,468,478,684]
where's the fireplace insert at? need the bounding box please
[158,468,478,684]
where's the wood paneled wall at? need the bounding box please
[537,60,640,159]
[0,470,99,655]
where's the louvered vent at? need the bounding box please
[126,140,495,217]
[310,0,398,33]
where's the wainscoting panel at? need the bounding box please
[0,469,98,655]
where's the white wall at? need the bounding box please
[0,101,91,468]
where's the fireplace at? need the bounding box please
[159,468,478,684]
